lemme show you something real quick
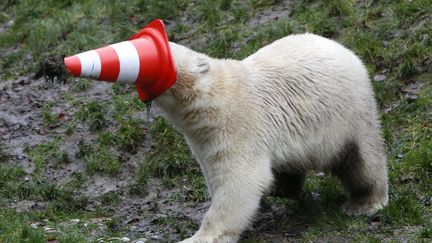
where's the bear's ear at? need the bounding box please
[195,57,210,74]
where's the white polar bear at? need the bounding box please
[153,33,388,243]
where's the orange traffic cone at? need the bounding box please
[64,19,176,101]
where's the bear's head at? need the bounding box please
[154,42,211,113]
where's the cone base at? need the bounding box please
[131,19,177,101]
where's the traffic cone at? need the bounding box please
[63,19,176,101]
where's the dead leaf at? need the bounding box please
[57,113,67,122]
[47,237,59,243]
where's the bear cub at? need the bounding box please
[153,33,388,243]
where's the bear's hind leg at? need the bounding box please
[271,169,306,199]
[332,142,388,216]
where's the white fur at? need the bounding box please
[154,33,388,243]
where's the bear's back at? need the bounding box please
[240,33,377,166]
[243,33,368,86]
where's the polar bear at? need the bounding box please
[153,33,388,243]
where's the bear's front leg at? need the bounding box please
[180,155,273,243]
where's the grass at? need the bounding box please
[100,191,122,206]
[41,102,58,127]
[1,0,432,241]
[114,116,145,153]
[0,162,112,242]
[83,145,120,176]
[129,117,208,202]
[0,213,46,243]
[129,160,149,196]
[76,101,108,131]
[71,78,92,92]
[27,137,70,175]
[0,142,8,163]
[144,117,194,178]
[130,117,198,195]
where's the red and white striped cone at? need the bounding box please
[64,19,176,101]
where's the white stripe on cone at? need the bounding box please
[76,50,101,79]
[110,41,140,84]
[73,41,141,84]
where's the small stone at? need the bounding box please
[311,192,320,200]
[133,238,148,243]
[151,235,161,240]
[121,237,131,242]
[405,93,418,101]
[108,238,121,241]
[30,223,39,228]
[373,74,386,82]
[70,219,80,223]
[44,227,57,233]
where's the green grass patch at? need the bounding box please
[0,213,46,243]
[419,224,432,239]
[142,117,194,178]
[0,142,8,163]
[383,188,424,225]
[130,117,203,196]
[76,101,108,131]
[129,159,149,196]
[41,102,58,127]
[64,172,87,191]
[27,137,70,175]
[0,207,109,243]
[114,116,145,153]
[83,145,120,176]
[100,191,121,206]
[0,164,26,194]
[71,79,92,92]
